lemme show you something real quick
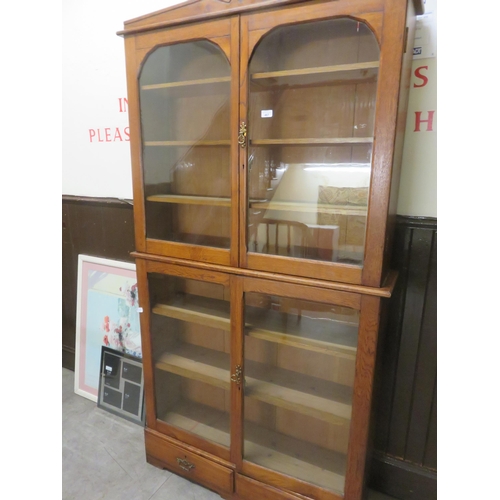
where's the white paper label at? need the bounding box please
[105,365,112,372]
[138,307,143,313]
[261,109,273,118]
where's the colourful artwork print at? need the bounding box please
[75,256,142,402]
[100,281,141,356]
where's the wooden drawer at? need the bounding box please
[236,474,312,500]
[145,429,234,495]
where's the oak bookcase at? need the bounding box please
[119,1,423,499]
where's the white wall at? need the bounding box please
[62,0,181,199]
[397,56,437,217]
[397,0,436,216]
[62,0,437,216]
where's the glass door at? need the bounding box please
[138,28,238,265]
[243,17,380,281]
[147,270,232,459]
[240,281,360,496]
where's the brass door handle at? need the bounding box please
[238,122,247,148]
[231,365,242,385]
[176,458,195,472]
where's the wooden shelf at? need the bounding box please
[251,61,378,91]
[249,200,367,217]
[156,343,352,424]
[160,399,346,494]
[156,344,230,390]
[246,327,356,359]
[147,195,232,207]
[251,61,379,81]
[147,195,268,207]
[141,76,231,90]
[144,140,230,147]
[250,138,373,146]
[244,418,346,495]
[152,296,230,331]
[142,62,378,90]
[246,306,357,359]
[152,296,357,358]
[245,358,352,423]
[161,399,231,448]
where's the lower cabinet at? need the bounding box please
[137,258,384,500]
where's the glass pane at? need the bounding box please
[140,41,231,248]
[247,19,380,265]
[149,273,231,449]
[243,292,360,495]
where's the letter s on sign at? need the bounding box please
[414,66,428,88]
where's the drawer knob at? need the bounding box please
[176,457,195,472]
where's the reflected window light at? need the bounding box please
[302,163,371,172]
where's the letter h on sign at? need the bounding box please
[414,111,435,132]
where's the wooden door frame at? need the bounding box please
[137,257,233,462]
[237,0,411,289]
[236,275,380,500]
[125,17,240,267]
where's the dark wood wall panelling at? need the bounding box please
[62,196,136,370]
[61,197,437,499]
[369,216,437,500]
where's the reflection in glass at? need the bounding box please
[243,292,360,495]
[247,19,380,265]
[140,41,231,248]
[149,274,231,449]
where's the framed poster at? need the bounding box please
[74,255,142,402]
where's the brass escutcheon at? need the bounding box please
[238,122,247,148]
[176,457,195,472]
[231,365,242,385]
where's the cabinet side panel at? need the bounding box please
[362,0,409,287]
[382,0,417,282]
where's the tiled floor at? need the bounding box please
[62,367,396,500]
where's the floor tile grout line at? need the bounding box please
[147,474,173,500]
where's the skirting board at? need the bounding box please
[369,452,437,500]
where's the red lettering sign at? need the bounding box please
[414,66,429,88]
[88,127,130,143]
[119,97,128,113]
[414,111,435,132]
[88,98,130,143]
